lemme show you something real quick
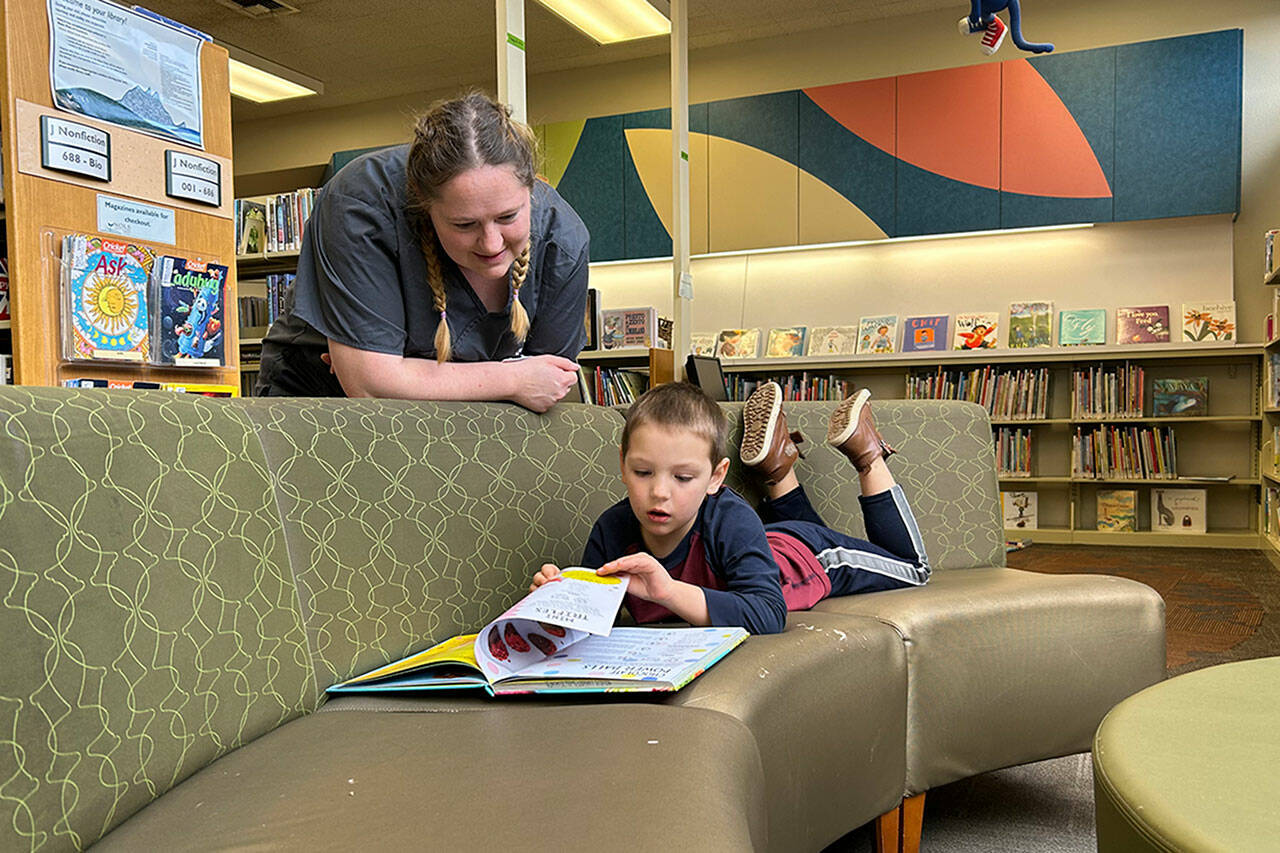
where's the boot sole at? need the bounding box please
[826,388,871,447]
[740,382,782,466]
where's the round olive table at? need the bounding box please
[1093,656,1280,851]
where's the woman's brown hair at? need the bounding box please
[406,92,538,362]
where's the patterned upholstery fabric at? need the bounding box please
[0,389,317,851]
[238,398,626,687]
[720,399,1006,571]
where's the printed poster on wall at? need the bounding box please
[48,0,204,149]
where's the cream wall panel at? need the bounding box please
[707,136,798,252]
[798,170,889,245]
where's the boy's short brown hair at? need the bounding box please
[621,382,728,466]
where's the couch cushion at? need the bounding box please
[94,704,767,852]
[814,566,1166,794]
[0,388,317,850]
[721,400,1005,572]
[238,398,625,689]
[318,610,907,853]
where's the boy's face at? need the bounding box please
[620,423,729,557]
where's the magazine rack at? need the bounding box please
[0,0,237,389]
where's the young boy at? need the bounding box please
[530,381,931,634]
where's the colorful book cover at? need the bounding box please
[689,332,718,357]
[1096,489,1138,532]
[856,315,898,354]
[600,307,658,349]
[62,234,155,362]
[1270,352,1280,409]
[806,326,859,356]
[0,257,9,321]
[152,256,228,367]
[1007,301,1053,348]
[1151,488,1206,534]
[1058,308,1106,346]
[1182,301,1236,343]
[765,327,807,358]
[953,312,999,350]
[901,315,949,353]
[716,328,761,359]
[1001,491,1038,530]
[1115,305,1171,344]
[237,199,267,255]
[1152,377,1208,417]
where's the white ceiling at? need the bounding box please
[134,0,959,121]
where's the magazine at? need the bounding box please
[151,256,228,367]
[901,315,949,353]
[1008,301,1053,348]
[62,233,155,362]
[1152,377,1208,417]
[856,315,899,354]
[327,568,748,696]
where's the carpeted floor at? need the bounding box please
[825,544,1280,853]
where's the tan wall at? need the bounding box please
[232,0,1280,341]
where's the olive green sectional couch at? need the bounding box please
[0,387,1165,851]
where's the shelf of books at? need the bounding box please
[718,340,1261,549]
[0,0,238,395]
[1260,249,1280,562]
[577,347,674,405]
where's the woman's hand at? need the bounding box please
[529,563,561,593]
[509,355,580,413]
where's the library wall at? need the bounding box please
[229,0,1280,340]
[589,215,1234,341]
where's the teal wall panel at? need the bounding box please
[707,91,798,164]
[797,91,896,236]
[1114,29,1242,221]
[554,115,626,261]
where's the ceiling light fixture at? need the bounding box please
[224,44,323,103]
[532,0,670,45]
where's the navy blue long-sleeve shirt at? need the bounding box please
[581,487,788,634]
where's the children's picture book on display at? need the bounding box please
[856,315,899,355]
[583,287,599,350]
[327,567,748,696]
[1115,305,1170,344]
[953,312,999,350]
[1151,377,1208,417]
[1269,352,1280,409]
[600,307,659,349]
[151,256,228,367]
[1096,489,1138,532]
[0,257,9,322]
[62,233,155,363]
[1181,302,1235,343]
[806,325,859,356]
[765,327,807,358]
[901,315,949,353]
[689,332,718,357]
[1151,488,1206,534]
[1007,301,1053,348]
[1000,491,1038,530]
[237,199,268,256]
[716,328,761,359]
[1058,308,1106,346]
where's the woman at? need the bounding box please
[255,92,589,411]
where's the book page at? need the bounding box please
[473,568,629,681]
[499,627,747,687]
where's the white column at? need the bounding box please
[670,0,691,376]
[496,0,526,122]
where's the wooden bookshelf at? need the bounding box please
[0,0,236,390]
[724,344,1263,548]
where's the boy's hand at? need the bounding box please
[596,553,674,604]
[529,563,561,593]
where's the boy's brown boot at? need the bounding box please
[826,388,896,473]
[740,381,805,485]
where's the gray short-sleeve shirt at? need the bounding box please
[255,144,590,396]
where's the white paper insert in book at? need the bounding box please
[327,568,748,696]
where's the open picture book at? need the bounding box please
[327,568,749,696]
